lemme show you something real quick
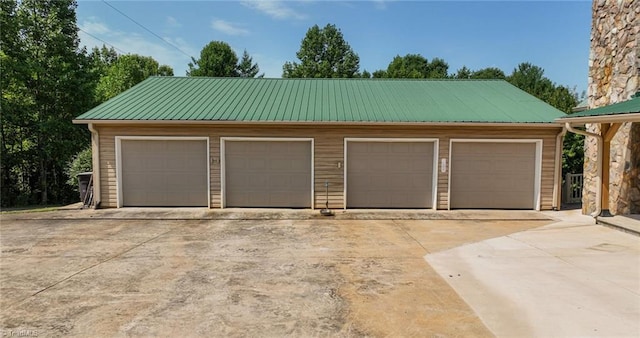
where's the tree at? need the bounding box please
[96,54,173,101]
[157,65,174,76]
[88,45,119,76]
[360,70,372,78]
[427,57,449,78]
[454,66,472,79]
[188,41,239,77]
[507,62,553,98]
[386,54,429,78]
[563,132,584,177]
[372,69,387,78]
[0,0,26,206]
[65,146,92,187]
[188,42,262,78]
[283,24,360,78]
[375,54,449,79]
[507,62,581,176]
[237,50,263,78]
[1,0,94,206]
[471,67,506,79]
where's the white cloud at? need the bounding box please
[241,1,307,20]
[373,0,386,10]
[80,17,110,34]
[211,19,250,36]
[166,16,181,28]
[78,18,197,76]
[373,0,396,10]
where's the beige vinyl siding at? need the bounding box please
[94,124,561,210]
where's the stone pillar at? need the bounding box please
[584,0,639,215]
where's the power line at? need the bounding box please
[101,0,194,59]
[78,27,128,54]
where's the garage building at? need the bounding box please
[74,77,565,210]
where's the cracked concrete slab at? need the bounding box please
[0,209,550,337]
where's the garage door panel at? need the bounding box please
[450,142,536,209]
[347,141,435,208]
[225,141,311,208]
[120,139,208,207]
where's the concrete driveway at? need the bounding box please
[426,209,640,338]
[0,209,638,337]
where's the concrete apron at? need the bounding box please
[9,206,553,221]
[426,209,640,337]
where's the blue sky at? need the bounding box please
[76,1,592,93]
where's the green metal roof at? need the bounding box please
[75,77,565,123]
[560,96,640,118]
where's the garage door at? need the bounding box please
[224,140,312,207]
[120,139,208,207]
[450,142,537,209]
[347,141,435,208]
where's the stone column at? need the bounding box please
[584,0,639,215]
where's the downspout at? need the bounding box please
[565,123,602,218]
[552,125,567,210]
[88,123,101,208]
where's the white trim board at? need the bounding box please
[220,137,315,209]
[115,136,211,208]
[447,138,543,211]
[343,138,439,210]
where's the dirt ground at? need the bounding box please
[0,209,551,337]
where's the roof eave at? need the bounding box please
[555,112,640,124]
[72,119,562,128]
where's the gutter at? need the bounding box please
[72,119,562,128]
[564,123,602,218]
[557,112,640,124]
[552,125,566,210]
[88,123,101,208]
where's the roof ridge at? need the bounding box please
[147,76,507,82]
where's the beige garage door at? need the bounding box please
[347,141,435,208]
[224,141,312,208]
[450,142,537,209]
[120,139,208,207]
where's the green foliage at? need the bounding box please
[283,24,360,78]
[360,70,372,78]
[428,58,449,78]
[188,42,262,78]
[88,45,119,78]
[96,54,173,101]
[471,67,506,79]
[454,66,472,79]
[188,41,239,77]
[65,147,92,187]
[563,132,584,176]
[374,54,449,79]
[1,0,94,206]
[386,54,429,78]
[371,69,387,78]
[157,65,174,76]
[454,66,505,79]
[237,50,263,78]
